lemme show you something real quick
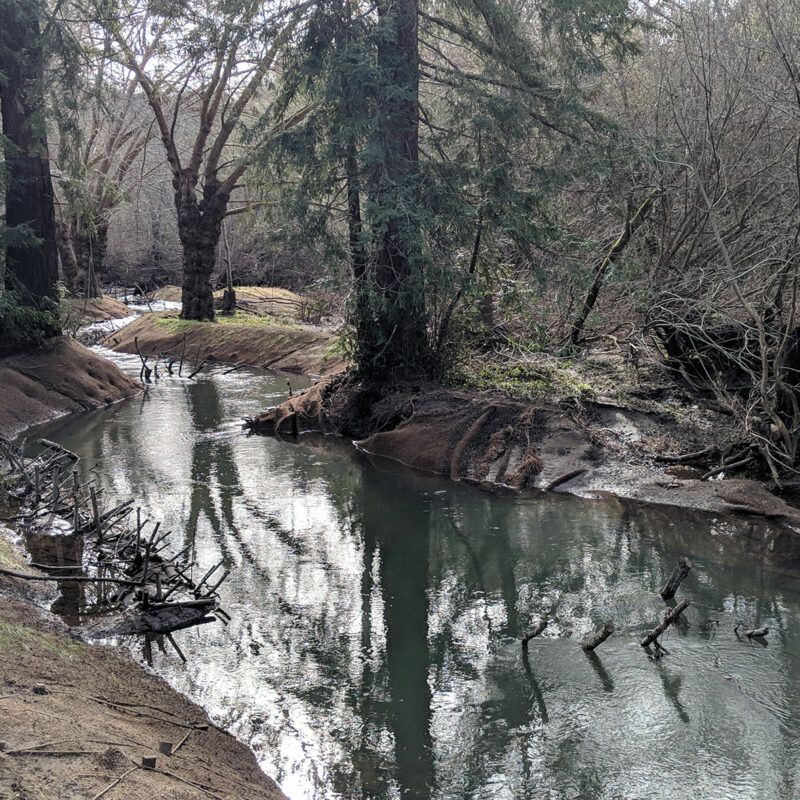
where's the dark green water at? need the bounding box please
[37,350,800,800]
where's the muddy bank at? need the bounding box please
[0,527,286,800]
[66,294,132,323]
[0,337,140,440]
[105,312,345,375]
[247,377,800,541]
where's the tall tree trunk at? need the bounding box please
[72,227,101,298]
[371,0,427,375]
[55,219,79,290]
[0,0,59,308]
[175,179,227,321]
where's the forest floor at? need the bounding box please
[105,310,346,375]
[0,525,286,800]
[0,336,140,440]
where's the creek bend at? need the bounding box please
[33,349,800,800]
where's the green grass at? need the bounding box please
[452,361,597,403]
[151,311,300,332]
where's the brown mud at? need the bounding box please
[0,337,140,440]
[105,312,345,376]
[0,527,285,800]
[248,377,800,546]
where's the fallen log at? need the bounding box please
[581,621,614,651]
[522,619,548,649]
[640,599,690,648]
[543,468,587,493]
[734,622,769,639]
[660,557,691,600]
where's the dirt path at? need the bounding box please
[0,530,285,800]
[0,337,140,440]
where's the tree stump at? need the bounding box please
[660,557,691,600]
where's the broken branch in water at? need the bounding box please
[660,557,691,600]
[641,599,690,648]
[522,619,548,649]
[734,621,769,639]
[581,621,614,651]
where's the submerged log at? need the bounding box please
[640,599,690,648]
[660,557,691,600]
[734,622,769,639]
[522,619,548,649]
[581,621,615,651]
[82,606,218,638]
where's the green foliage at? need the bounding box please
[259,0,640,378]
[0,288,62,356]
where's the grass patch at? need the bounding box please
[452,361,597,403]
[0,620,83,658]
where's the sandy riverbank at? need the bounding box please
[0,525,286,800]
[104,311,346,375]
[247,376,800,555]
[0,337,141,440]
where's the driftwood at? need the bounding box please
[0,441,231,647]
[640,599,690,648]
[660,557,691,600]
[521,619,548,649]
[734,622,769,639]
[654,446,719,464]
[581,621,614,651]
[542,468,587,493]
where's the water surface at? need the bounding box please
[38,351,800,800]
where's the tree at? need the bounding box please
[93,0,308,320]
[0,0,60,311]
[49,26,157,297]
[268,0,638,377]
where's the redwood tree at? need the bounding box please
[0,0,60,310]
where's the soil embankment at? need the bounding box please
[0,529,286,800]
[66,294,132,323]
[248,377,800,543]
[0,336,140,440]
[105,312,345,375]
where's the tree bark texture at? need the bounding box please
[0,0,59,305]
[371,0,428,374]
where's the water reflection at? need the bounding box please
[36,354,800,800]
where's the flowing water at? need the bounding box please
[33,350,800,800]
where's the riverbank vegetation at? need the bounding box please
[3,0,800,480]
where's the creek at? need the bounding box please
[33,349,800,800]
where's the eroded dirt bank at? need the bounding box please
[66,294,132,323]
[105,312,345,375]
[0,337,140,440]
[248,377,800,545]
[0,528,286,800]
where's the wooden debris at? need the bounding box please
[0,440,231,648]
[734,622,769,639]
[581,621,614,651]
[542,468,587,493]
[660,557,691,600]
[641,599,690,649]
[522,619,548,649]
